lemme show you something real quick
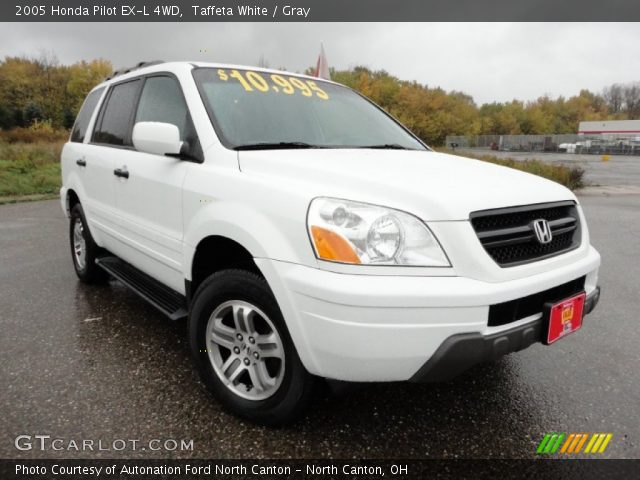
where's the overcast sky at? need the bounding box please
[1,22,638,105]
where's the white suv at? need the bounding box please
[61,61,601,425]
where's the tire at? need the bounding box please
[189,269,315,426]
[69,203,108,284]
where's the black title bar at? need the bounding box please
[3,0,640,22]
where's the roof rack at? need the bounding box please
[105,60,165,81]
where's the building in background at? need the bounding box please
[578,120,640,136]
[446,119,640,154]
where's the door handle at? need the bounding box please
[76,159,86,167]
[113,167,129,179]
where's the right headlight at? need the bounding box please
[307,197,450,267]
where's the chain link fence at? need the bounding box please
[445,134,640,155]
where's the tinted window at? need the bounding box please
[134,76,201,159]
[70,87,104,143]
[93,80,141,146]
[135,76,190,140]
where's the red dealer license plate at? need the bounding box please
[545,292,586,344]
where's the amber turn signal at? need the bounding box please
[310,226,361,264]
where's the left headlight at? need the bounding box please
[307,197,450,267]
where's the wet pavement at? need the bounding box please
[1,194,639,459]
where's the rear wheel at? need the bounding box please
[189,269,315,426]
[69,204,108,284]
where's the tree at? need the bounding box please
[623,82,640,118]
[603,83,624,114]
[0,104,11,129]
[0,54,112,130]
[23,102,43,124]
[65,59,112,114]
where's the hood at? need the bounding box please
[238,149,576,221]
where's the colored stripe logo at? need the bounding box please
[537,433,612,455]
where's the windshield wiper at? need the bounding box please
[356,143,413,150]
[234,142,320,151]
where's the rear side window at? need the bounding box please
[70,87,104,143]
[93,80,141,146]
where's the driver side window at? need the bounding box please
[135,75,202,159]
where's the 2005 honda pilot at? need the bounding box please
[61,61,601,425]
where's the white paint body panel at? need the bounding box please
[61,62,601,382]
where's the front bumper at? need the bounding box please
[410,286,600,382]
[255,246,601,382]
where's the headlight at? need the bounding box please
[307,197,450,266]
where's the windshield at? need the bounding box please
[192,67,427,151]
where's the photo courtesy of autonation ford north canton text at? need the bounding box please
[0,1,639,479]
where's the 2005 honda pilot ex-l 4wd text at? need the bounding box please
[61,61,601,425]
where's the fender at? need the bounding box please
[183,200,317,280]
[182,200,323,376]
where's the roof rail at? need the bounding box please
[105,60,165,81]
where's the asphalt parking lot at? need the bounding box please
[1,157,639,459]
[461,148,640,192]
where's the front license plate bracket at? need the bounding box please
[543,292,586,345]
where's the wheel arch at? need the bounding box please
[188,235,262,301]
[65,188,80,216]
[183,200,312,289]
[61,178,103,246]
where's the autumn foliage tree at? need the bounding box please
[331,67,481,145]
[0,56,636,146]
[328,66,633,145]
[0,54,112,130]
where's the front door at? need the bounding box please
[111,75,200,293]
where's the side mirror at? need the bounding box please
[132,122,182,156]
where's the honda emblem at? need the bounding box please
[532,219,553,244]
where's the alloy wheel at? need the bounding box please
[206,300,285,400]
[72,217,87,270]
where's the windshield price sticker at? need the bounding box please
[217,69,330,100]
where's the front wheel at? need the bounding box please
[189,269,315,426]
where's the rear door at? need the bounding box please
[110,74,198,293]
[87,78,143,253]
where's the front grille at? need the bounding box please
[488,276,586,326]
[470,201,581,267]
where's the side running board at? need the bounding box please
[96,256,188,321]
